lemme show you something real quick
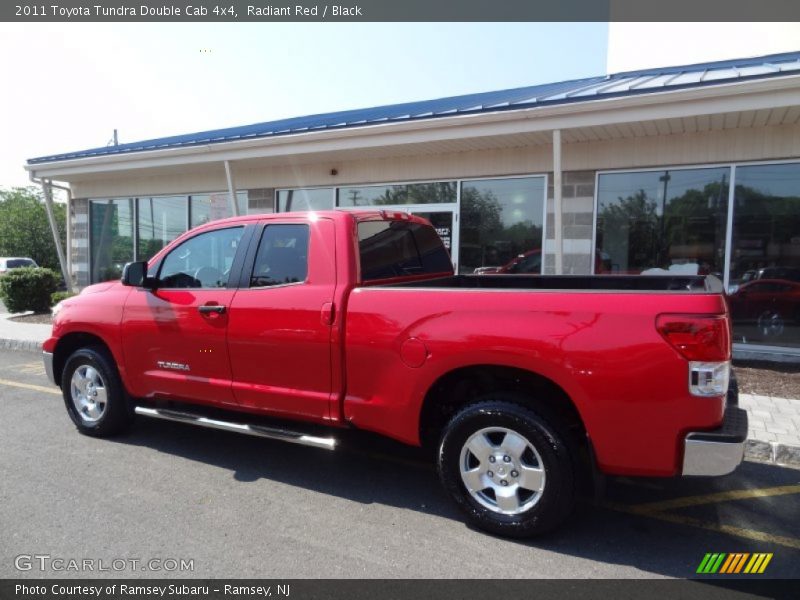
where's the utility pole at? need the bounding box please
[658,170,671,268]
[224,160,240,216]
[553,129,563,275]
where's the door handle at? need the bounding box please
[198,305,226,315]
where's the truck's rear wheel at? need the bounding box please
[62,346,133,437]
[437,397,577,537]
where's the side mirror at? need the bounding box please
[121,261,156,289]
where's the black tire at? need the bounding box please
[438,396,577,538]
[61,346,134,437]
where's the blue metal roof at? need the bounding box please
[28,51,800,165]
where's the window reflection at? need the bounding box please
[136,196,188,261]
[729,163,800,347]
[191,192,248,227]
[459,177,545,275]
[337,182,456,207]
[276,188,333,212]
[90,191,256,283]
[596,168,729,277]
[90,198,134,283]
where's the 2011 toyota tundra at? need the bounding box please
[43,210,747,537]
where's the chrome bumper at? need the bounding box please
[682,406,748,476]
[43,351,55,385]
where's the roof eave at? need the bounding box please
[26,74,800,181]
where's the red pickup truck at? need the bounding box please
[43,210,746,537]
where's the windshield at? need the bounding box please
[6,259,36,269]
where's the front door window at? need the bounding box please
[158,227,244,288]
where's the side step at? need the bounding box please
[134,406,337,451]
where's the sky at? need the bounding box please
[608,22,800,72]
[0,23,609,189]
[2,22,799,191]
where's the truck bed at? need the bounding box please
[346,271,730,473]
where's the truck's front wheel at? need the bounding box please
[438,397,577,537]
[62,346,133,437]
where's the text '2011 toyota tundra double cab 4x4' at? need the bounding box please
[43,210,747,537]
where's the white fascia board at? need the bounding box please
[27,75,800,181]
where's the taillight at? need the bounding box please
[656,314,731,362]
[656,314,731,397]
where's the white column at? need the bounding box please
[224,160,240,216]
[553,129,563,275]
[65,187,72,289]
[41,180,72,292]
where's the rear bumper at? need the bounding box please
[43,351,55,385]
[682,406,748,476]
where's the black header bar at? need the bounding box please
[4,0,800,22]
[0,579,796,600]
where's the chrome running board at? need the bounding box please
[134,406,336,450]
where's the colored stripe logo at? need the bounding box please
[697,553,773,574]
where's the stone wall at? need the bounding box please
[544,170,595,275]
[246,188,274,214]
[70,198,90,288]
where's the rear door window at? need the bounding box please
[250,224,310,287]
[358,220,452,281]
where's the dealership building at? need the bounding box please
[26,51,800,359]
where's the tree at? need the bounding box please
[459,187,505,270]
[0,187,66,272]
[597,189,659,272]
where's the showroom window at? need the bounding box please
[596,167,730,277]
[136,196,188,261]
[459,177,546,275]
[190,192,248,227]
[90,191,252,283]
[90,198,135,283]
[728,162,800,348]
[337,182,456,207]
[276,188,333,212]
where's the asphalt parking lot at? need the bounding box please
[0,348,798,580]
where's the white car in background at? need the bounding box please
[0,257,38,276]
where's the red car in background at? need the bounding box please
[728,278,800,341]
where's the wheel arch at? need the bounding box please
[418,364,590,456]
[52,332,117,388]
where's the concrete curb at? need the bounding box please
[0,338,42,353]
[745,439,800,468]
